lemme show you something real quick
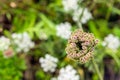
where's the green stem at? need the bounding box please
[91,58,103,80]
[76,7,85,30]
[77,21,83,30]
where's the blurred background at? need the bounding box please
[0,0,120,80]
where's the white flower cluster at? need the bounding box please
[73,8,92,24]
[56,22,72,39]
[62,0,78,12]
[62,0,92,24]
[12,32,35,53]
[102,34,120,51]
[57,65,80,80]
[39,54,58,72]
[0,36,10,51]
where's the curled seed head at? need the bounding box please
[65,29,98,63]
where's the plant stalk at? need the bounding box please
[91,58,103,80]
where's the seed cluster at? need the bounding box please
[65,29,98,63]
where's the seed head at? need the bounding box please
[65,29,98,63]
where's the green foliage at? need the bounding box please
[0,0,120,80]
[0,52,26,80]
[36,69,51,80]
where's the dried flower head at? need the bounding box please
[65,29,98,63]
[3,48,14,58]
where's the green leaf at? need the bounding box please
[3,30,11,38]
[106,50,120,68]
[39,13,55,30]
[88,21,100,38]
[113,27,120,37]
[112,7,120,15]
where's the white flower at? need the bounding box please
[39,54,58,72]
[73,8,92,24]
[12,32,35,53]
[56,22,72,39]
[0,36,10,51]
[62,0,78,12]
[57,65,80,80]
[102,34,120,51]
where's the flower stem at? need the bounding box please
[77,21,83,30]
[91,58,103,80]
